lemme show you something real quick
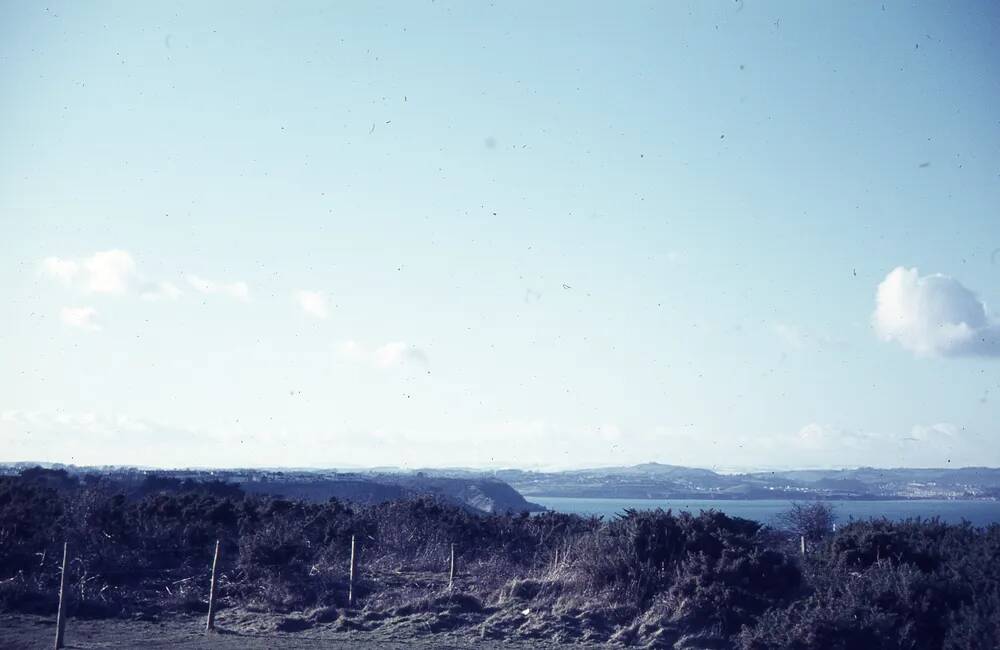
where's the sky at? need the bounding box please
[1,1,999,471]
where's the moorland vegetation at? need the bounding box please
[1,468,998,649]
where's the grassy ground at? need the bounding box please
[0,612,606,649]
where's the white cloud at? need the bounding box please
[794,422,873,447]
[294,289,329,319]
[42,250,136,294]
[796,422,831,442]
[42,257,79,285]
[83,250,135,293]
[910,422,960,441]
[187,275,250,301]
[60,306,101,331]
[186,275,218,294]
[374,341,430,368]
[873,266,1000,357]
[335,340,430,368]
[140,281,182,301]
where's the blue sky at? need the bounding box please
[1,1,999,470]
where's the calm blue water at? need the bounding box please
[533,497,1000,527]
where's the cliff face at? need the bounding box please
[391,476,545,514]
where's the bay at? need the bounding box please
[532,496,1000,527]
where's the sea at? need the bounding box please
[532,496,1000,527]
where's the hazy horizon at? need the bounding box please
[3,1,1000,470]
[4,458,998,478]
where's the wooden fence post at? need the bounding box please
[206,540,220,632]
[800,535,806,556]
[348,535,357,605]
[54,542,68,650]
[448,543,455,589]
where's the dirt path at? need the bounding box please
[0,613,600,649]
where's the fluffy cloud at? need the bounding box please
[42,257,79,285]
[335,340,430,368]
[873,266,1000,357]
[294,290,329,319]
[42,250,136,294]
[910,422,960,441]
[374,341,430,368]
[794,422,875,448]
[40,251,255,305]
[140,281,183,301]
[186,275,250,301]
[83,250,136,293]
[60,306,101,330]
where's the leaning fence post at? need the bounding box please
[448,543,456,589]
[206,540,220,632]
[54,541,68,649]
[348,535,357,605]
[800,535,806,556]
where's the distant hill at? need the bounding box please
[482,464,1000,501]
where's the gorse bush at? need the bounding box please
[739,518,1000,650]
[0,468,998,648]
[564,509,787,606]
[564,509,801,645]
